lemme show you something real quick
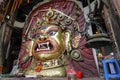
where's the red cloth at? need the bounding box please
[76,71,83,78]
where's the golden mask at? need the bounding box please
[32,25,65,62]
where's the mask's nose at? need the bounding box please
[39,34,48,41]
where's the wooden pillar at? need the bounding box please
[0,23,6,73]
[102,0,120,59]
[113,0,120,17]
[0,6,18,74]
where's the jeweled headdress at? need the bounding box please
[23,7,82,43]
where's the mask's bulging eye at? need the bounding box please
[35,33,41,38]
[48,30,57,36]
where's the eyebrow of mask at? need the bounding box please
[35,26,59,35]
[40,26,48,30]
[46,27,59,33]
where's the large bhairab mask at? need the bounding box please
[18,0,98,77]
[32,24,65,61]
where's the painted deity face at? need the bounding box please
[32,25,65,62]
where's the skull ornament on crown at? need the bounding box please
[18,0,85,77]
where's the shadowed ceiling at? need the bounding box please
[15,0,94,22]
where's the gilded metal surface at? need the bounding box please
[72,34,81,48]
[21,23,67,76]
[25,64,66,77]
[70,50,83,61]
[65,30,72,53]
[32,25,65,61]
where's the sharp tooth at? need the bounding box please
[36,42,51,51]
[47,42,49,49]
[48,46,50,50]
[38,44,41,48]
[47,42,49,46]
[36,48,39,51]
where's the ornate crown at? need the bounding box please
[24,8,81,40]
